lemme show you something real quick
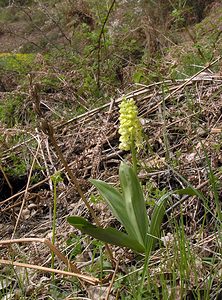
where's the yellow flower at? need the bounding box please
[118,97,143,151]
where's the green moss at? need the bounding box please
[0,93,35,127]
[0,53,36,74]
[3,153,27,177]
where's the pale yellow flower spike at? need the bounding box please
[118,97,143,151]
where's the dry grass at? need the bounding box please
[1,59,222,297]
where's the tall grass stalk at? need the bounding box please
[51,172,63,284]
[202,145,222,222]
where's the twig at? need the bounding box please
[38,2,71,44]
[0,259,99,285]
[11,142,40,238]
[96,0,116,89]
[0,238,80,274]
[165,170,218,215]
[16,5,61,51]
[36,129,54,220]
[105,259,119,300]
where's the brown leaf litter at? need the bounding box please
[1,59,222,297]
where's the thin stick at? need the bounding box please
[0,259,99,285]
[96,0,116,89]
[0,238,80,274]
[105,260,119,300]
[11,142,40,238]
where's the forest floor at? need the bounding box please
[1,1,222,299]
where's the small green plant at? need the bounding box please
[68,162,167,254]
[0,53,35,74]
[66,234,82,260]
[67,97,170,299]
[0,94,23,127]
[3,154,27,177]
[68,98,168,254]
[0,93,35,127]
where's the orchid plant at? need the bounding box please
[67,97,168,254]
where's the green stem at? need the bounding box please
[131,139,137,174]
[137,240,153,298]
[51,181,57,282]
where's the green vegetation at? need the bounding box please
[0,53,35,73]
[1,0,222,299]
[0,93,34,127]
[68,162,167,254]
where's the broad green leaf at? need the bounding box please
[119,162,149,247]
[89,178,137,241]
[67,216,145,253]
[168,166,207,202]
[176,187,206,201]
[147,193,171,251]
[133,71,143,83]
